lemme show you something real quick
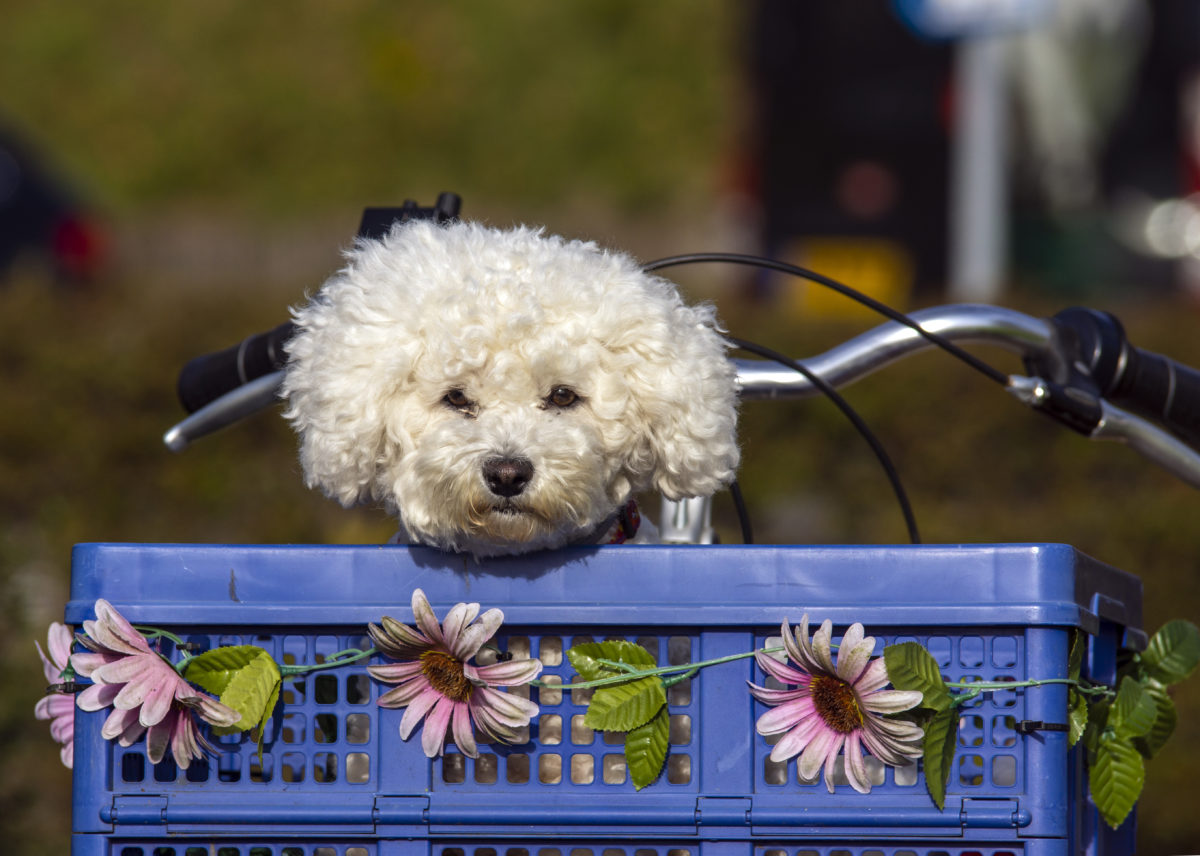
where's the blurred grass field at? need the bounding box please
[2,4,1199,855]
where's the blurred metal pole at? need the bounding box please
[949,36,1009,302]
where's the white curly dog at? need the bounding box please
[282,219,739,557]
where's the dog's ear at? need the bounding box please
[622,297,741,501]
[281,284,421,509]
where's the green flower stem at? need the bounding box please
[133,625,198,672]
[279,647,377,677]
[533,646,784,690]
[942,677,1114,707]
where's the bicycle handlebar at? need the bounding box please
[177,322,295,414]
[174,193,461,416]
[163,301,1200,490]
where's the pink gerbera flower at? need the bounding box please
[367,588,542,758]
[748,615,925,794]
[35,622,76,769]
[70,599,240,769]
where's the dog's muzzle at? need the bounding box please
[483,456,534,498]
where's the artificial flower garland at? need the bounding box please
[36,591,1199,829]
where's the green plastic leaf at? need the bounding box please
[584,676,666,733]
[1140,620,1200,686]
[1132,679,1177,760]
[921,706,959,810]
[568,640,656,682]
[1068,629,1084,682]
[1068,688,1089,747]
[183,645,270,695]
[883,642,952,711]
[1111,676,1157,740]
[625,706,669,790]
[1091,736,1144,830]
[202,649,282,737]
[1083,698,1110,760]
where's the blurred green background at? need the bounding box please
[2,3,1198,854]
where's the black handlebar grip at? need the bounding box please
[1052,307,1200,449]
[1109,345,1200,450]
[177,321,296,414]
[175,193,461,417]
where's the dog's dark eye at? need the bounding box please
[546,386,579,408]
[442,389,472,409]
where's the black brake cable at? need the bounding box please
[727,334,920,545]
[644,253,1010,386]
[727,479,753,545]
[639,251,1022,547]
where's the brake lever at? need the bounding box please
[1008,375,1200,489]
[164,371,285,452]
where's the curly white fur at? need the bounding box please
[282,220,739,557]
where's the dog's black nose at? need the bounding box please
[483,457,534,498]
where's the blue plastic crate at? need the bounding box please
[66,543,1143,856]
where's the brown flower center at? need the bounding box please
[810,673,864,733]
[421,650,474,702]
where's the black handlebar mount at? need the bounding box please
[175,192,462,416]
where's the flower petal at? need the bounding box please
[87,600,152,655]
[835,624,875,684]
[809,620,837,675]
[450,608,504,661]
[172,712,212,770]
[35,693,75,721]
[469,689,538,745]
[69,650,121,678]
[860,689,924,715]
[865,713,925,744]
[440,601,481,655]
[822,737,843,794]
[421,696,456,757]
[780,619,812,673]
[189,694,241,728]
[376,677,431,710]
[754,651,812,687]
[75,681,121,712]
[853,657,891,695]
[48,709,75,743]
[92,652,164,687]
[747,681,806,706]
[756,696,817,736]
[843,731,871,794]
[472,686,539,726]
[797,725,840,783]
[860,723,923,765]
[411,589,445,648]
[839,623,864,658]
[101,706,142,742]
[146,715,172,765]
[367,661,424,683]
[47,622,74,671]
[370,617,431,659]
[398,685,442,740]
[137,676,177,727]
[464,657,542,687]
[451,699,478,758]
[768,711,824,762]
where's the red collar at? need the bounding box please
[604,500,641,544]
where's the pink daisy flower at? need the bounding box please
[35,621,76,769]
[70,599,240,769]
[748,615,925,794]
[367,588,542,758]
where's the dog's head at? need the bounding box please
[283,220,739,556]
